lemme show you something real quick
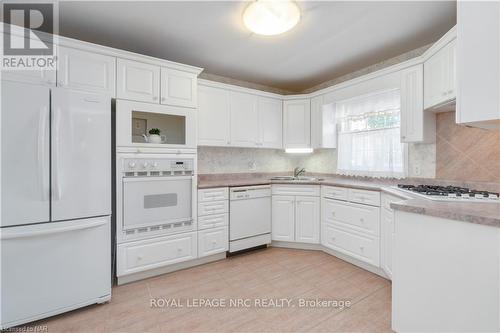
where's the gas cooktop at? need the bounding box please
[397,184,500,202]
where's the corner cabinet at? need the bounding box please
[311,95,336,149]
[400,64,435,143]
[283,99,311,149]
[271,185,320,244]
[456,2,500,129]
[424,39,456,110]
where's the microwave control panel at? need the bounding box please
[123,158,194,172]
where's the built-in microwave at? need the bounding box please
[115,99,196,148]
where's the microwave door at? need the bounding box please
[122,176,192,229]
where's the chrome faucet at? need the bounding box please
[294,167,306,178]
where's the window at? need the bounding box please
[336,88,407,178]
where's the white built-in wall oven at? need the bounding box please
[116,152,197,243]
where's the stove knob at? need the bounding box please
[128,162,136,169]
[151,162,159,169]
[142,162,149,169]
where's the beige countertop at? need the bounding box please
[198,174,500,227]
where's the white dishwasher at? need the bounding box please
[229,185,272,252]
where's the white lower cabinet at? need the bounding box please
[380,193,403,280]
[117,231,197,276]
[271,196,295,242]
[321,223,380,267]
[198,226,228,257]
[321,186,382,268]
[295,196,320,243]
[271,185,320,244]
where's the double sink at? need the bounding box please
[270,176,324,182]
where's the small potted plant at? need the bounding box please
[142,128,163,144]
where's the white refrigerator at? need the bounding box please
[1,80,112,329]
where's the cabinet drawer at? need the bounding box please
[198,226,228,257]
[322,198,380,236]
[198,200,228,216]
[321,185,348,201]
[198,187,229,202]
[321,224,380,267]
[117,231,197,276]
[348,188,380,206]
[272,184,320,197]
[198,213,228,230]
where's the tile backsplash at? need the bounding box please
[436,112,500,183]
[198,112,499,183]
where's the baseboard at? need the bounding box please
[271,241,322,251]
[117,253,226,285]
[321,247,389,279]
[270,242,389,280]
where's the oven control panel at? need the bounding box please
[123,158,194,173]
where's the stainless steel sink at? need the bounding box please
[270,176,323,182]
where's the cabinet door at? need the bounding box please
[160,67,197,108]
[400,64,435,143]
[197,85,230,146]
[271,196,295,242]
[117,59,160,103]
[457,1,500,127]
[424,43,456,109]
[446,40,456,101]
[258,96,283,148]
[58,47,116,96]
[283,99,311,148]
[295,196,320,244]
[381,208,394,279]
[198,226,228,257]
[2,68,56,86]
[229,91,259,147]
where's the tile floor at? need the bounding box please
[25,247,392,333]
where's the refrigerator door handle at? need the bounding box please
[1,219,107,240]
[38,106,49,201]
[53,106,62,201]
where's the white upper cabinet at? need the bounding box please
[400,64,435,143]
[424,39,456,110]
[58,47,116,96]
[258,97,283,149]
[283,99,311,148]
[310,95,336,149]
[2,68,56,86]
[229,91,259,147]
[457,2,500,129]
[198,85,230,146]
[160,67,197,108]
[117,59,160,103]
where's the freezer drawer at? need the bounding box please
[0,217,111,329]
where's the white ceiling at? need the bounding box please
[59,1,456,92]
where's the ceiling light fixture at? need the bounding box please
[243,0,301,36]
[285,148,313,154]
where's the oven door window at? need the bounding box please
[123,177,192,229]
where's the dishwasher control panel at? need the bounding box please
[230,185,271,200]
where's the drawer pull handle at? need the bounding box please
[360,218,364,222]
[177,248,183,252]
[359,246,364,251]
[137,256,143,261]
[331,211,336,216]
[331,237,336,241]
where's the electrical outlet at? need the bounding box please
[413,165,421,176]
[248,161,256,171]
